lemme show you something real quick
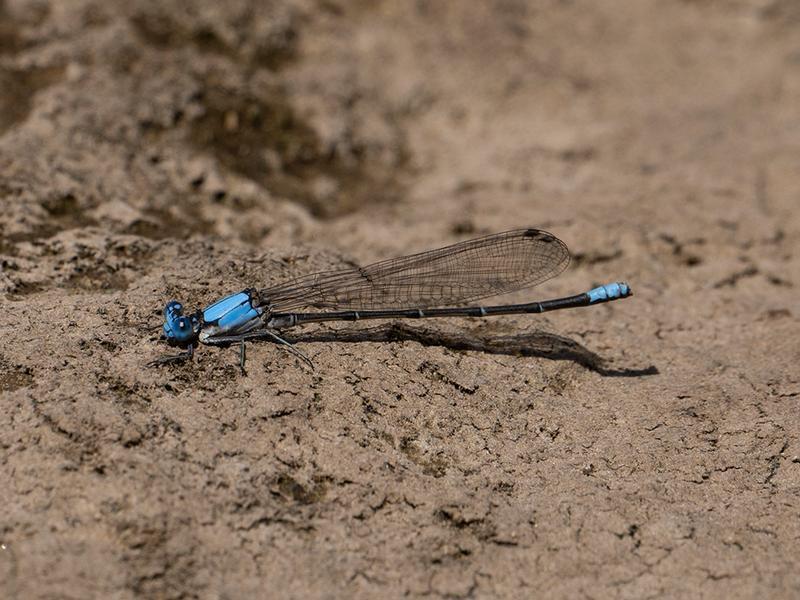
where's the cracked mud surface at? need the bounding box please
[1,1,799,598]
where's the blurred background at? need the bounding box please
[2,0,797,282]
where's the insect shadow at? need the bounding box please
[287,322,658,378]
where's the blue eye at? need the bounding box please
[161,300,198,345]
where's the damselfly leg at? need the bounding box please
[146,344,194,367]
[203,329,314,370]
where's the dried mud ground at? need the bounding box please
[1,1,799,598]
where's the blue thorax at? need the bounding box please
[162,290,264,347]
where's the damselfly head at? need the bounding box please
[162,300,200,346]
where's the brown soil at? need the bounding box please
[1,1,799,598]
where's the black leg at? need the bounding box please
[147,344,194,368]
[239,340,246,375]
[205,330,314,370]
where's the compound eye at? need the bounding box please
[165,300,184,318]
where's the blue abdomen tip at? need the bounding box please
[587,282,631,303]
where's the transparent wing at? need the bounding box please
[259,229,570,312]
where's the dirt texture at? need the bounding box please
[1,0,799,598]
